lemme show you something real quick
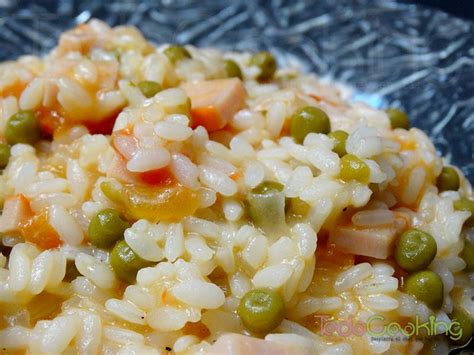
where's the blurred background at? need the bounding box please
[0,0,472,182]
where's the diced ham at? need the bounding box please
[206,334,313,355]
[329,225,399,259]
[0,194,33,233]
[182,78,246,132]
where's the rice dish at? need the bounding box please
[0,20,472,354]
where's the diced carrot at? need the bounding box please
[229,171,241,181]
[20,210,61,250]
[123,184,201,223]
[83,109,121,135]
[280,118,291,136]
[182,78,246,132]
[190,106,224,132]
[0,81,27,98]
[316,243,355,268]
[37,108,64,137]
[0,194,34,233]
[139,166,175,186]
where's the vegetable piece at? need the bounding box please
[20,210,61,250]
[37,108,63,137]
[437,167,460,192]
[164,45,191,63]
[5,110,41,145]
[100,181,124,205]
[395,229,437,272]
[290,106,331,143]
[110,240,152,283]
[461,238,474,272]
[248,181,286,234]
[329,225,399,259]
[137,80,162,98]
[138,167,174,186]
[182,78,246,132]
[0,143,11,168]
[339,154,370,183]
[224,59,243,79]
[237,289,285,333]
[88,209,130,248]
[0,194,33,233]
[328,130,348,157]
[249,51,277,81]
[448,308,473,345]
[454,198,474,225]
[385,108,410,130]
[123,184,200,223]
[286,197,310,218]
[404,270,444,309]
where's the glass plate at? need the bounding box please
[0,0,472,182]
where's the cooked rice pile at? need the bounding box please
[0,20,472,354]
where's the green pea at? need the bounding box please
[339,154,370,183]
[5,110,41,145]
[395,229,437,272]
[328,130,349,157]
[88,209,130,248]
[461,238,474,272]
[454,198,474,225]
[237,289,285,333]
[224,59,242,79]
[248,181,286,234]
[250,51,277,81]
[137,80,162,98]
[164,45,191,63]
[437,167,460,192]
[386,108,410,130]
[110,240,152,284]
[404,270,444,309]
[290,106,331,143]
[448,307,473,345]
[0,143,11,169]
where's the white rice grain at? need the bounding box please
[105,299,147,325]
[19,78,45,110]
[334,263,373,293]
[155,121,193,141]
[126,147,170,172]
[172,280,225,309]
[49,204,84,246]
[75,253,117,290]
[252,264,293,289]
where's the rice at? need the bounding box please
[0,19,472,355]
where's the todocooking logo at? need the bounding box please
[313,314,463,341]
